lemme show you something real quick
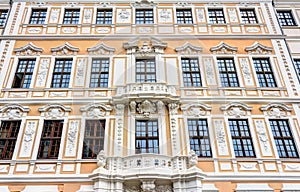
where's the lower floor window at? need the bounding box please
[136,120,159,154]
[0,121,21,160]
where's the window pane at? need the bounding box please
[136,120,159,154]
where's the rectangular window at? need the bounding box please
[136,120,159,154]
[229,119,255,157]
[90,58,109,88]
[29,9,47,24]
[294,59,300,78]
[0,10,8,27]
[270,120,298,158]
[63,9,80,24]
[82,120,105,159]
[12,59,36,88]
[240,9,257,24]
[188,119,212,157]
[136,9,153,24]
[208,9,226,24]
[277,10,297,26]
[96,9,112,24]
[253,58,276,87]
[176,9,193,24]
[181,58,202,87]
[136,59,156,83]
[217,58,239,87]
[38,120,63,159]
[51,59,72,88]
[0,121,21,160]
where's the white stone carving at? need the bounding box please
[156,185,172,192]
[97,150,107,168]
[246,27,260,33]
[263,91,280,96]
[87,42,115,55]
[220,102,252,118]
[123,37,167,55]
[141,180,155,192]
[181,103,211,117]
[98,2,112,7]
[51,42,79,56]
[0,165,8,173]
[36,59,49,87]
[124,186,140,192]
[132,0,156,7]
[14,42,43,56]
[284,163,300,171]
[255,120,272,156]
[214,120,229,156]
[81,103,112,118]
[50,9,59,23]
[138,27,152,33]
[90,92,106,97]
[213,27,226,32]
[39,103,71,119]
[74,58,86,87]
[9,92,27,98]
[115,104,125,155]
[240,58,254,86]
[83,9,92,23]
[65,120,79,157]
[62,27,76,33]
[168,103,179,115]
[179,27,193,33]
[228,8,238,22]
[35,164,56,172]
[175,42,202,55]
[117,9,130,23]
[188,150,198,167]
[27,28,42,33]
[245,42,272,54]
[196,9,205,22]
[65,2,79,7]
[20,121,36,157]
[239,162,258,170]
[129,101,137,113]
[157,101,164,114]
[0,104,29,119]
[49,92,67,97]
[260,103,291,118]
[96,27,110,33]
[137,100,156,117]
[176,2,192,7]
[158,9,172,23]
[204,58,217,85]
[210,41,238,54]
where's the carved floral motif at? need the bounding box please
[137,100,156,117]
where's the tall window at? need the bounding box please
[176,9,193,24]
[29,9,47,24]
[240,9,257,24]
[136,59,156,82]
[229,119,255,157]
[270,120,298,158]
[96,9,112,24]
[0,10,8,27]
[90,58,109,88]
[253,58,276,87]
[277,10,297,26]
[136,9,153,24]
[0,121,21,160]
[188,119,211,157]
[63,9,80,24]
[217,58,239,87]
[12,59,35,88]
[82,120,105,159]
[136,120,159,154]
[181,58,202,87]
[208,9,226,24]
[294,59,300,78]
[51,59,72,88]
[38,120,63,159]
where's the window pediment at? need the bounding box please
[175,42,203,55]
[245,42,272,54]
[131,0,156,8]
[181,103,211,117]
[51,42,79,56]
[220,102,252,118]
[260,103,292,118]
[123,37,167,55]
[14,42,43,56]
[0,104,30,119]
[80,103,112,118]
[39,103,71,119]
[87,42,115,55]
[210,41,238,54]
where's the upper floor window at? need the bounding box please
[253,58,276,87]
[96,9,112,24]
[217,58,239,87]
[136,9,153,24]
[136,120,159,154]
[277,10,297,26]
[293,59,300,78]
[136,59,156,83]
[176,9,193,24]
[181,58,202,87]
[270,120,298,158]
[240,9,257,24]
[0,10,8,27]
[63,9,80,24]
[90,58,109,88]
[29,9,47,24]
[51,59,72,88]
[208,9,226,24]
[12,59,35,88]
[0,121,21,160]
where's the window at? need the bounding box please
[136,9,153,24]
[0,121,21,160]
[181,58,202,87]
[96,9,112,24]
[51,59,72,88]
[90,58,109,88]
[0,10,8,27]
[277,10,297,26]
[217,58,239,87]
[208,9,226,24]
[12,59,35,88]
[37,120,63,159]
[188,119,212,157]
[82,120,105,159]
[63,9,80,24]
[176,9,193,24]
[29,9,47,24]
[270,120,298,158]
[293,59,300,78]
[240,9,257,24]
[229,119,255,157]
[136,120,159,154]
[253,58,276,87]
[136,59,156,82]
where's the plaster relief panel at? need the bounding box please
[239,58,254,86]
[158,9,172,23]
[213,120,229,156]
[19,121,37,158]
[196,9,205,23]
[83,8,93,23]
[254,120,272,156]
[203,57,217,85]
[116,9,131,23]
[228,8,238,23]
[65,120,79,157]
[36,58,50,87]
[35,164,56,172]
[49,8,60,23]
[74,58,87,87]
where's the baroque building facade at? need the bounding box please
[0,0,300,191]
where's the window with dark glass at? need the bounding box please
[270,120,298,158]
[136,9,153,24]
[82,120,105,159]
[188,119,211,157]
[0,121,21,160]
[253,58,276,87]
[217,58,239,87]
[176,9,193,24]
[90,58,109,88]
[37,120,63,159]
[208,9,226,24]
[277,10,297,26]
[29,9,47,24]
[240,9,257,24]
[229,119,255,157]
[0,10,8,27]
[63,9,80,24]
[181,58,202,87]
[293,59,300,78]
[12,59,35,88]
[136,59,156,82]
[51,59,72,88]
[136,120,159,154]
[96,9,112,24]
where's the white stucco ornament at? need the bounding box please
[188,150,198,167]
[97,150,107,168]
